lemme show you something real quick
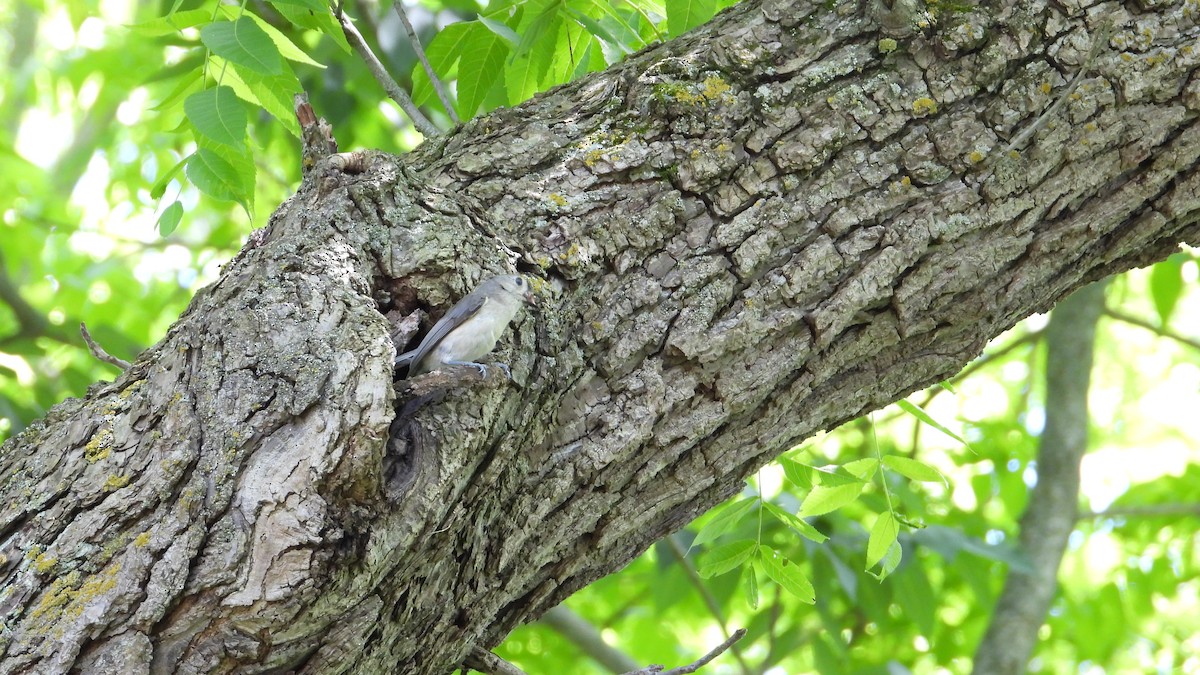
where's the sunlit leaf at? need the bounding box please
[150,156,188,199]
[479,15,521,46]
[696,539,756,578]
[798,482,864,517]
[411,22,473,107]
[757,545,815,603]
[184,86,247,148]
[185,148,251,212]
[157,201,183,237]
[218,6,324,68]
[691,497,756,548]
[457,27,511,118]
[743,562,759,609]
[778,457,812,489]
[201,18,283,75]
[867,512,899,569]
[665,0,715,36]
[896,399,969,446]
[762,502,828,543]
[883,455,946,484]
[1149,254,1185,327]
[128,8,211,36]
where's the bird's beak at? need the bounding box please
[525,288,538,306]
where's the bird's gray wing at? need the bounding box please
[401,291,489,368]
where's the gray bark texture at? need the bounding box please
[971,282,1105,675]
[2,0,1200,673]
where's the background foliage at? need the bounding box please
[1,0,1198,672]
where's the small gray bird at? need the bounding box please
[395,274,537,378]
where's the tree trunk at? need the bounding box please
[2,1,1199,673]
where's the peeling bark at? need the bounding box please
[2,1,1200,673]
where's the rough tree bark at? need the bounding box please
[1,1,1199,673]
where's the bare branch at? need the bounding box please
[1103,307,1200,352]
[392,1,459,124]
[619,629,748,675]
[664,535,753,675]
[336,9,440,138]
[1080,503,1200,520]
[79,323,131,370]
[540,606,640,673]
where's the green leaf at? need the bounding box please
[218,6,323,68]
[567,0,645,50]
[691,497,756,548]
[895,399,969,446]
[505,14,561,105]
[184,86,248,148]
[150,156,188,199]
[273,4,349,52]
[842,457,879,480]
[185,149,251,211]
[218,61,303,138]
[157,201,183,237]
[798,482,864,517]
[1149,254,1185,326]
[478,15,521,47]
[757,546,815,603]
[743,562,760,610]
[762,502,828,543]
[267,0,329,12]
[778,457,812,489]
[457,26,511,118]
[152,69,205,112]
[411,22,473,107]
[128,8,211,36]
[697,539,756,578]
[883,455,946,484]
[665,0,715,36]
[867,512,899,569]
[545,19,591,86]
[868,539,902,581]
[201,18,283,75]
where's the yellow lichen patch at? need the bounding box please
[1040,82,1052,94]
[549,193,567,207]
[968,150,985,163]
[84,426,114,463]
[134,532,151,547]
[34,552,58,575]
[878,38,898,54]
[701,75,731,102]
[912,97,938,115]
[31,565,121,626]
[103,475,130,492]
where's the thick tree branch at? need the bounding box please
[2,2,1200,674]
[971,282,1107,674]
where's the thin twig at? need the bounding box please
[463,645,528,675]
[336,9,440,137]
[392,0,459,124]
[1103,307,1200,351]
[80,323,131,369]
[1079,503,1200,520]
[619,629,749,675]
[664,535,754,675]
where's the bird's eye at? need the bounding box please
[515,277,525,286]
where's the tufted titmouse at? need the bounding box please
[394,274,537,378]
